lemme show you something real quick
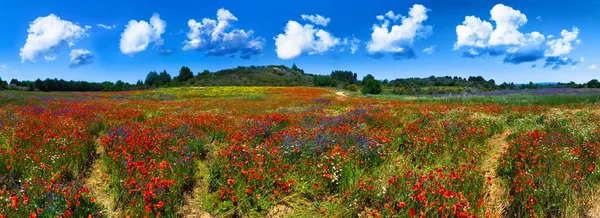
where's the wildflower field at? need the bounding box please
[1,87,600,218]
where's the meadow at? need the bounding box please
[1,87,599,218]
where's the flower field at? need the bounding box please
[1,87,600,217]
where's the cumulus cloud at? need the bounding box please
[97,24,116,30]
[182,8,263,59]
[301,14,331,26]
[119,13,166,56]
[454,4,582,70]
[488,4,527,46]
[274,16,341,59]
[69,49,94,68]
[19,14,89,63]
[590,64,598,70]
[366,4,432,59]
[455,16,493,49]
[545,27,580,56]
[423,46,435,54]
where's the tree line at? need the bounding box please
[2,65,600,94]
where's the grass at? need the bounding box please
[373,93,600,106]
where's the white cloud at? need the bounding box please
[311,29,340,54]
[69,49,94,67]
[536,16,543,21]
[275,21,317,59]
[119,13,166,56]
[301,14,331,26]
[0,64,7,69]
[19,14,88,63]
[342,36,360,54]
[488,4,527,46]
[423,46,435,54]
[182,8,263,59]
[454,4,582,69]
[590,64,597,70]
[97,24,116,30]
[274,19,340,59]
[455,4,529,49]
[455,16,493,49]
[545,27,580,56]
[366,4,432,55]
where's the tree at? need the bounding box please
[361,74,382,94]
[361,74,375,85]
[0,76,5,90]
[588,79,600,88]
[114,80,125,91]
[158,70,172,85]
[145,71,159,87]
[331,70,356,84]
[178,66,194,82]
[292,63,299,71]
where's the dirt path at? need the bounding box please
[335,91,347,101]
[588,187,600,217]
[85,140,120,217]
[481,131,511,218]
[179,160,213,218]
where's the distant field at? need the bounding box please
[1,87,600,217]
[445,87,600,96]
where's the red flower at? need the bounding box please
[156,201,164,209]
[398,202,406,209]
[409,208,416,217]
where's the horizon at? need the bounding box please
[1,0,599,84]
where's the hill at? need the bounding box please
[192,65,313,86]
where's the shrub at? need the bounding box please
[361,79,382,94]
[345,84,360,92]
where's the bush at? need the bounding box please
[361,79,382,95]
[345,84,360,92]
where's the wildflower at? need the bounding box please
[398,201,406,209]
[409,208,416,217]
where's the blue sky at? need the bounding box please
[0,0,599,83]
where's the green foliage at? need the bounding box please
[178,66,194,82]
[345,84,360,92]
[157,70,172,86]
[361,74,375,85]
[361,74,382,95]
[313,75,337,87]
[388,75,497,94]
[331,70,357,84]
[0,76,6,90]
[193,65,312,86]
[145,71,159,87]
[587,79,600,88]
